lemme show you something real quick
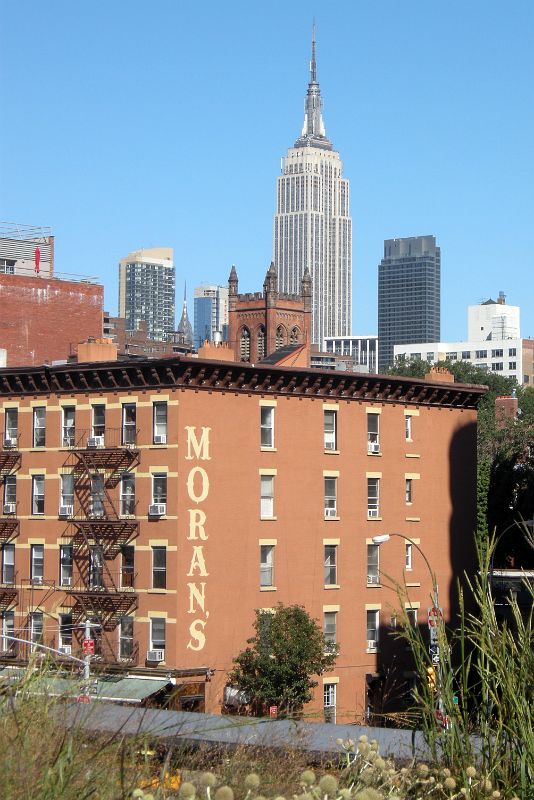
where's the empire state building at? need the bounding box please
[273,33,352,347]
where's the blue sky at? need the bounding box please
[2,0,533,340]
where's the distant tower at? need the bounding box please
[193,283,229,350]
[273,27,352,348]
[118,247,175,340]
[177,283,193,347]
[378,236,441,372]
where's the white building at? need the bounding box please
[394,294,534,385]
[324,335,378,374]
[118,247,175,341]
[0,223,54,278]
[273,32,352,347]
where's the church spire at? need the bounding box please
[294,24,332,151]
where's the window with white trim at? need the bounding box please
[90,474,105,518]
[119,615,134,659]
[122,404,137,445]
[153,402,168,443]
[324,410,337,451]
[405,543,412,571]
[4,475,16,508]
[405,415,412,441]
[260,475,274,518]
[152,474,167,505]
[4,408,18,444]
[2,544,14,585]
[367,414,380,454]
[121,473,135,516]
[406,607,418,627]
[323,611,337,652]
[405,478,413,503]
[323,682,337,723]
[324,477,337,517]
[260,544,274,587]
[30,612,43,652]
[62,406,76,447]
[121,545,135,588]
[367,610,379,650]
[150,617,166,651]
[367,478,380,517]
[324,545,337,585]
[32,476,45,515]
[59,613,73,648]
[32,407,45,448]
[152,546,167,589]
[59,545,73,586]
[60,473,74,512]
[1,610,14,653]
[91,405,105,438]
[260,407,274,448]
[367,544,379,585]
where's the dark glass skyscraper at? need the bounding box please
[377,235,440,373]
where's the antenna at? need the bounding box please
[310,19,317,83]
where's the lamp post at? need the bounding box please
[371,533,439,609]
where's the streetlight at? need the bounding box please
[372,533,439,609]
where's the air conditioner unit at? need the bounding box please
[4,437,17,449]
[148,503,166,517]
[58,645,72,655]
[367,640,378,650]
[368,442,380,454]
[61,577,72,587]
[32,576,44,585]
[63,437,75,448]
[3,503,16,515]
[367,574,380,585]
[368,508,380,518]
[324,507,337,518]
[87,436,105,448]
[58,505,73,518]
[153,434,167,445]
[146,649,165,663]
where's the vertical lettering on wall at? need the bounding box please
[185,426,211,652]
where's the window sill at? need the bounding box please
[405,517,421,522]
[405,453,420,458]
[260,516,277,521]
[366,647,378,654]
[367,452,382,457]
[29,515,45,519]
[367,516,382,521]
[324,449,340,455]
[405,582,421,588]
[260,446,277,452]
[260,586,277,592]
[366,583,382,588]
[149,444,168,449]
[324,516,340,521]
[324,584,340,590]
[147,588,167,594]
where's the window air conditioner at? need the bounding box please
[148,503,166,517]
[87,436,105,448]
[367,574,380,585]
[146,649,165,663]
[59,505,73,518]
[32,576,44,585]
[61,577,72,587]
[368,508,379,518]
[58,645,72,655]
[4,437,17,449]
[368,442,380,454]
[324,507,337,518]
[367,640,378,650]
[3,503,16,515]
[153,434,167,445]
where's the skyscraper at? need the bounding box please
[118,247,175,341]
[272,31,352,347]
[193,283,229,349]
[377,235,441,373]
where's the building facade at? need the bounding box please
[0,355,482,721]
[118,248,176,341]
[193,284,229,350]
[272,34,352,348]
[378,236,441,373]
[0,223,54,278]
[324,336,379,374]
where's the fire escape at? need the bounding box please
[0,434,21,618]
[63,427,140,666]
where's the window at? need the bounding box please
[257,326,266,359]
[122,404,137,445]
[92,405,105,438]
[119,615,134,659]
[31,544,44,582]
[32,407,46,447]
[323,611,337,652]
[1,611,14,653]
[324,477,337,517]
[509,362,516,370]
[152,473,167,505]
[324,410,337,450]
[367,610,379,650]
[240,327,251,361]
[89,546,103,589]
[475,350,487,359]
[445,352,458,361]
[260,407,274,448]
[324,545,337,585]
[121,545,135,588]
[153,402,168,443]
[59,545,73,586]
[491,349,504,358]
[4,475,16,510]
[260,476,274,518]
[405,478,413,503]
[405,415,412,441]
[367,544,379,584]
[121,473,136,516]
[509,348,517,357]
[62,406,75,447]
[152,546,167,589]
[30,612,43,652]
[4,408,18,445]
[2,544,14,585]
[150,617,166,652]
[32,475,45,515]
[405,543,412,571]
[59,613,73,648]
[323,683,336,723]
[367,414,380,454]
[260,544,274,587]
[461,351,471,359]
[491,362,504,371]
[60,473,74,513]
[367,478,380,518]
[406,607,418,627]
[90,474,105,517]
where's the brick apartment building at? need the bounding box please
[0,355,484,721]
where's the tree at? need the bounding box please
[228,603,337,718]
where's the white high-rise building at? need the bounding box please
[273,32,352,347]
[118,247,175,341]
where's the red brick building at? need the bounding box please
[0,355,483,720]
[0,274,103,367]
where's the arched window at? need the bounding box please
[276,325,285,350]
[257,326,266,360]
[240,327,251,362]
[290,326,300,344]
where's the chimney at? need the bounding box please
[425,366,455,383]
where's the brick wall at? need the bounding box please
[0,274,103,366]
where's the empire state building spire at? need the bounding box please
[294,24,332,150]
